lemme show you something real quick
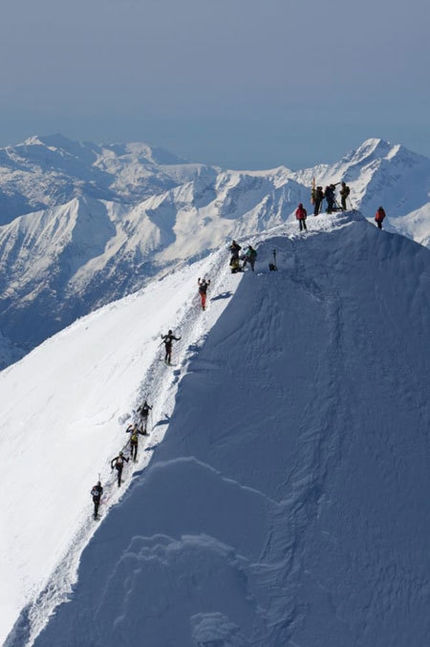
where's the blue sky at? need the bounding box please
[0,0,429,169]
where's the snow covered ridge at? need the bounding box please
[3,211,430,646]
[0,134,430,368]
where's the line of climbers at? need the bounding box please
[90,250,255,518]
[89,250,262,519]
[91,249,258,517]
[90,399,153,519]
[89,237,279,520]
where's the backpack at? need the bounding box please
[139,403,150,416]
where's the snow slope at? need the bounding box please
[3,210,430,646]
[0,243,239,645]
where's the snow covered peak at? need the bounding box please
[22,134,46,147]
[20,135,189,168]
[22,133,77,150]
[343,137,428,168]
[347,137,392,162]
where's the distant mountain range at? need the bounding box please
[0,134,429,368]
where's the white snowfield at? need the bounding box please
[2,210,430,646]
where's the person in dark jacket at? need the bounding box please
[229,240,241,260]
[314,186,324,215]
[229,240,242,273]
[126,423,146,461]
[324,185,335,213]
[295,203,307,231]
[340,181,350,210]
[137,400,152,431]
[91,481,103,519]
[111,451,129,487]
[161,330,181,364]
[375,206,386,229]
[242,245,257,271]
[198,278,210,310]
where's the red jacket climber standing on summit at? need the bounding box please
[295,203,307,232]
[375,206,386,230]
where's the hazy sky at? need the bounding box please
[0,0,429,169]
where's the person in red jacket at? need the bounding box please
[375,206,386,230]
[198,278,210,310]
[295,203,307,232]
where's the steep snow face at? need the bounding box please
[3,212,430,646]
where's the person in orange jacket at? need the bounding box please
[375,206,386,230]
